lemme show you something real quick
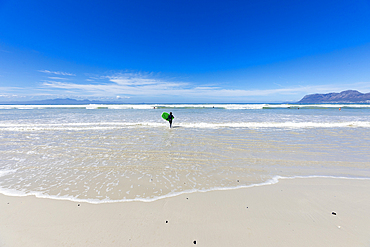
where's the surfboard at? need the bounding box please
[162,112,170,121]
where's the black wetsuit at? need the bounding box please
[167,113,174,128]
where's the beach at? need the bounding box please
[3,0,370,244]
[1,177,370,246]
[1,104,370,246]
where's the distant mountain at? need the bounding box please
[298,90,370,103]
[0,98,112,105]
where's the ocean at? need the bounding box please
[0,103,369,203]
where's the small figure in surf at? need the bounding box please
[167,112,174,128]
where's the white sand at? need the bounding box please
[0,177,369,247]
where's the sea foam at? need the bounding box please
[0,175,369,204]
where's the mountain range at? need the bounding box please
[298,90,370,103]
[1,91,370,104]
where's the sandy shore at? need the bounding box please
[0,177,369,247]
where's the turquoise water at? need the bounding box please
[0,104,369,203]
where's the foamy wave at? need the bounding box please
[0,175,369,204]
[182,121,370,129]
[1,103,370,110]
[0,122,164,131]
[0,104,267,110]
[263,104,370,109]
[1,121,370,131]
[0,169,17,177]
[153,104,267,110]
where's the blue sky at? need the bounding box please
[1,0,370,103]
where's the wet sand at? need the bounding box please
[0,177,369,247]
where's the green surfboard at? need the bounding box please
[162,112,170,121]
[162,112,174,121]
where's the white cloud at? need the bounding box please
[0,86,24,93]
[38,70,76,76]
[116,95,130,99]
[40,72,370,100]
[48,77,69,80]
[42,73,189,96]
[0,94,26,99]
[41,78,284,97]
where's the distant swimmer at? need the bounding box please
[339,107,341,110]
[168,112,174,128]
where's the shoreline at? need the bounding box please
[0,175,369,204]
[1,177,370,246]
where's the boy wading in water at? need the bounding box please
[167,112,174,128]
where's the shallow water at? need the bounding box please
[0,104,369,202]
